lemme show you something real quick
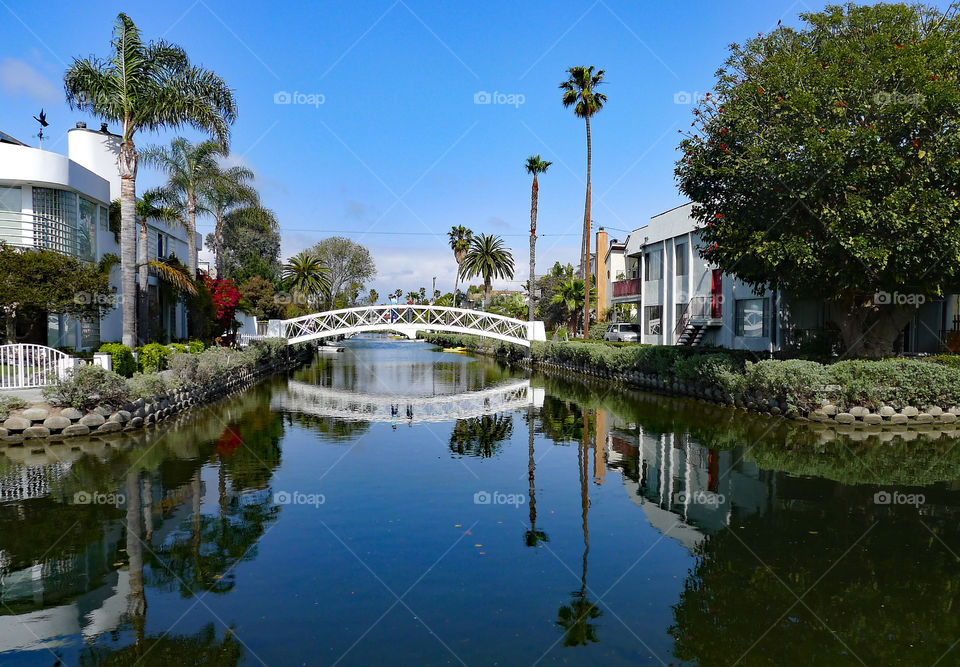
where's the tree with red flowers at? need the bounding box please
[204,276,242,337]
[676,3,960,357]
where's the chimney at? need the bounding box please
[596,228,609,321]
[75,121,86,129]
[100,123,109,133]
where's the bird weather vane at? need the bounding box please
[33,109,49,148]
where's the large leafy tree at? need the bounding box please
[64,13,236,348]
[676,3,960,357]
[141,137,223,278]
[209,206,281,282]
[0,244,115,343]
[552,276,586,335]
[310,237,376,309]
[447,225,473,306]
[525,155,552,321]
[459,233,515,309]
[560,66,606,337]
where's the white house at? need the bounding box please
[609,202,959,353]
[0,123,198,349]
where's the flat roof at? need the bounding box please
[0,130,27,146]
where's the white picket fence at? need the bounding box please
[0,344,74,389]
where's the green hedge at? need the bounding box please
[98,343,137,378]
[136,343,173,373]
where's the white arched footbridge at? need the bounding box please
[266,305,546,347]
[272,379,544,423]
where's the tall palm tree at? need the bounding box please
[141,137,224,278]
[525,155,551,321]
[447,225,473,308]
[201,165,259,276]
[110,190,196,342]
[552,277,585,335]
[65,12,236,348]
[281,250,330,308]
[560,66,606,338]
[459,233,515,310]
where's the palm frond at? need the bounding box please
[146,259,197,296]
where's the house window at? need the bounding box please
[78,197,97,262]
[99,204,109,231]
[644,249,662,281]
[675,302,688,324]
[0,186,21,246]
[644,305,662,335]
[157,231,165,258]
[735,298,769,337]
[32,187,78,257]
[675,244,687,276]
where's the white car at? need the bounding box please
[603,323,640,342]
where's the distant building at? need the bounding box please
[0,123,199,348]
[607,202,959,352]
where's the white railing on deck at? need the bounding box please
[0,344,72,389]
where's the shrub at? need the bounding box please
[169,352,200,387]
[43,365,130,411]
[0,396,26,420]
[588,321,607,341]
[828,359,960,410]
[169,343,189,354]
[743,359,828,410]
[925,354,960,370]
[137,343,173,373]
[673,353,743,393]
[188,340,205,354]
[127,372,170,399]
[98,342,136,377]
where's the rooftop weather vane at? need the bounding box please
[33,109,49,148]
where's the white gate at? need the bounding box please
[0,344,71,389]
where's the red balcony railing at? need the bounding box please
[612,278,642,298]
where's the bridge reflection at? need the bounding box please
[272,379,544,423]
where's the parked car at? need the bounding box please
[603,323,640,342]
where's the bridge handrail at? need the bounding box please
[280,304,529,327]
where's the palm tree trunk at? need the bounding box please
[529,174,538,321]
[453,265,460,309]
[119,141,138,349]
[187,195,198,278]
[484,276,492,310]
[214,213,223,277]
[583,117,592,339]
[138,218,149,344]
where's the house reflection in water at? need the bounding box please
[596,408,776,550]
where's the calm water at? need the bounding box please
[2,337,960,666]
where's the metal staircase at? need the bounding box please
[674,296,722,346]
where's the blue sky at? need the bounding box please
[3,0,953,296]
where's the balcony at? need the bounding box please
[0,210,95,261]
[612,278,642,299]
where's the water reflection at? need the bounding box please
[2,342,960,663]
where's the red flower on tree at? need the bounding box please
[205,276,241,337]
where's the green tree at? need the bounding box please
[459,233,515,309]
[525,156,552,321]
[552,276,586,335]
[209,206,281,282]
[448,225,473,307]
[64,13,236,348]
[238,275,282,320]
[281,250,331,308]
[560,65,607,337]
[201,165,259,276]
[310,237,376,309]
[0,244,116,343]
[141,137,223,278]
[676,3,960,356]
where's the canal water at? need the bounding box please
[2,337,959,665]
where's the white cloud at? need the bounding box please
[0,58,59,103]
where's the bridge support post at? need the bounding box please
[528,321,547,342]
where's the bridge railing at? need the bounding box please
[272,305,545,345]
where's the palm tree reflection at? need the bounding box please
[525,407,548,547]
[449,414,513,458]
[556,410,601,646]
